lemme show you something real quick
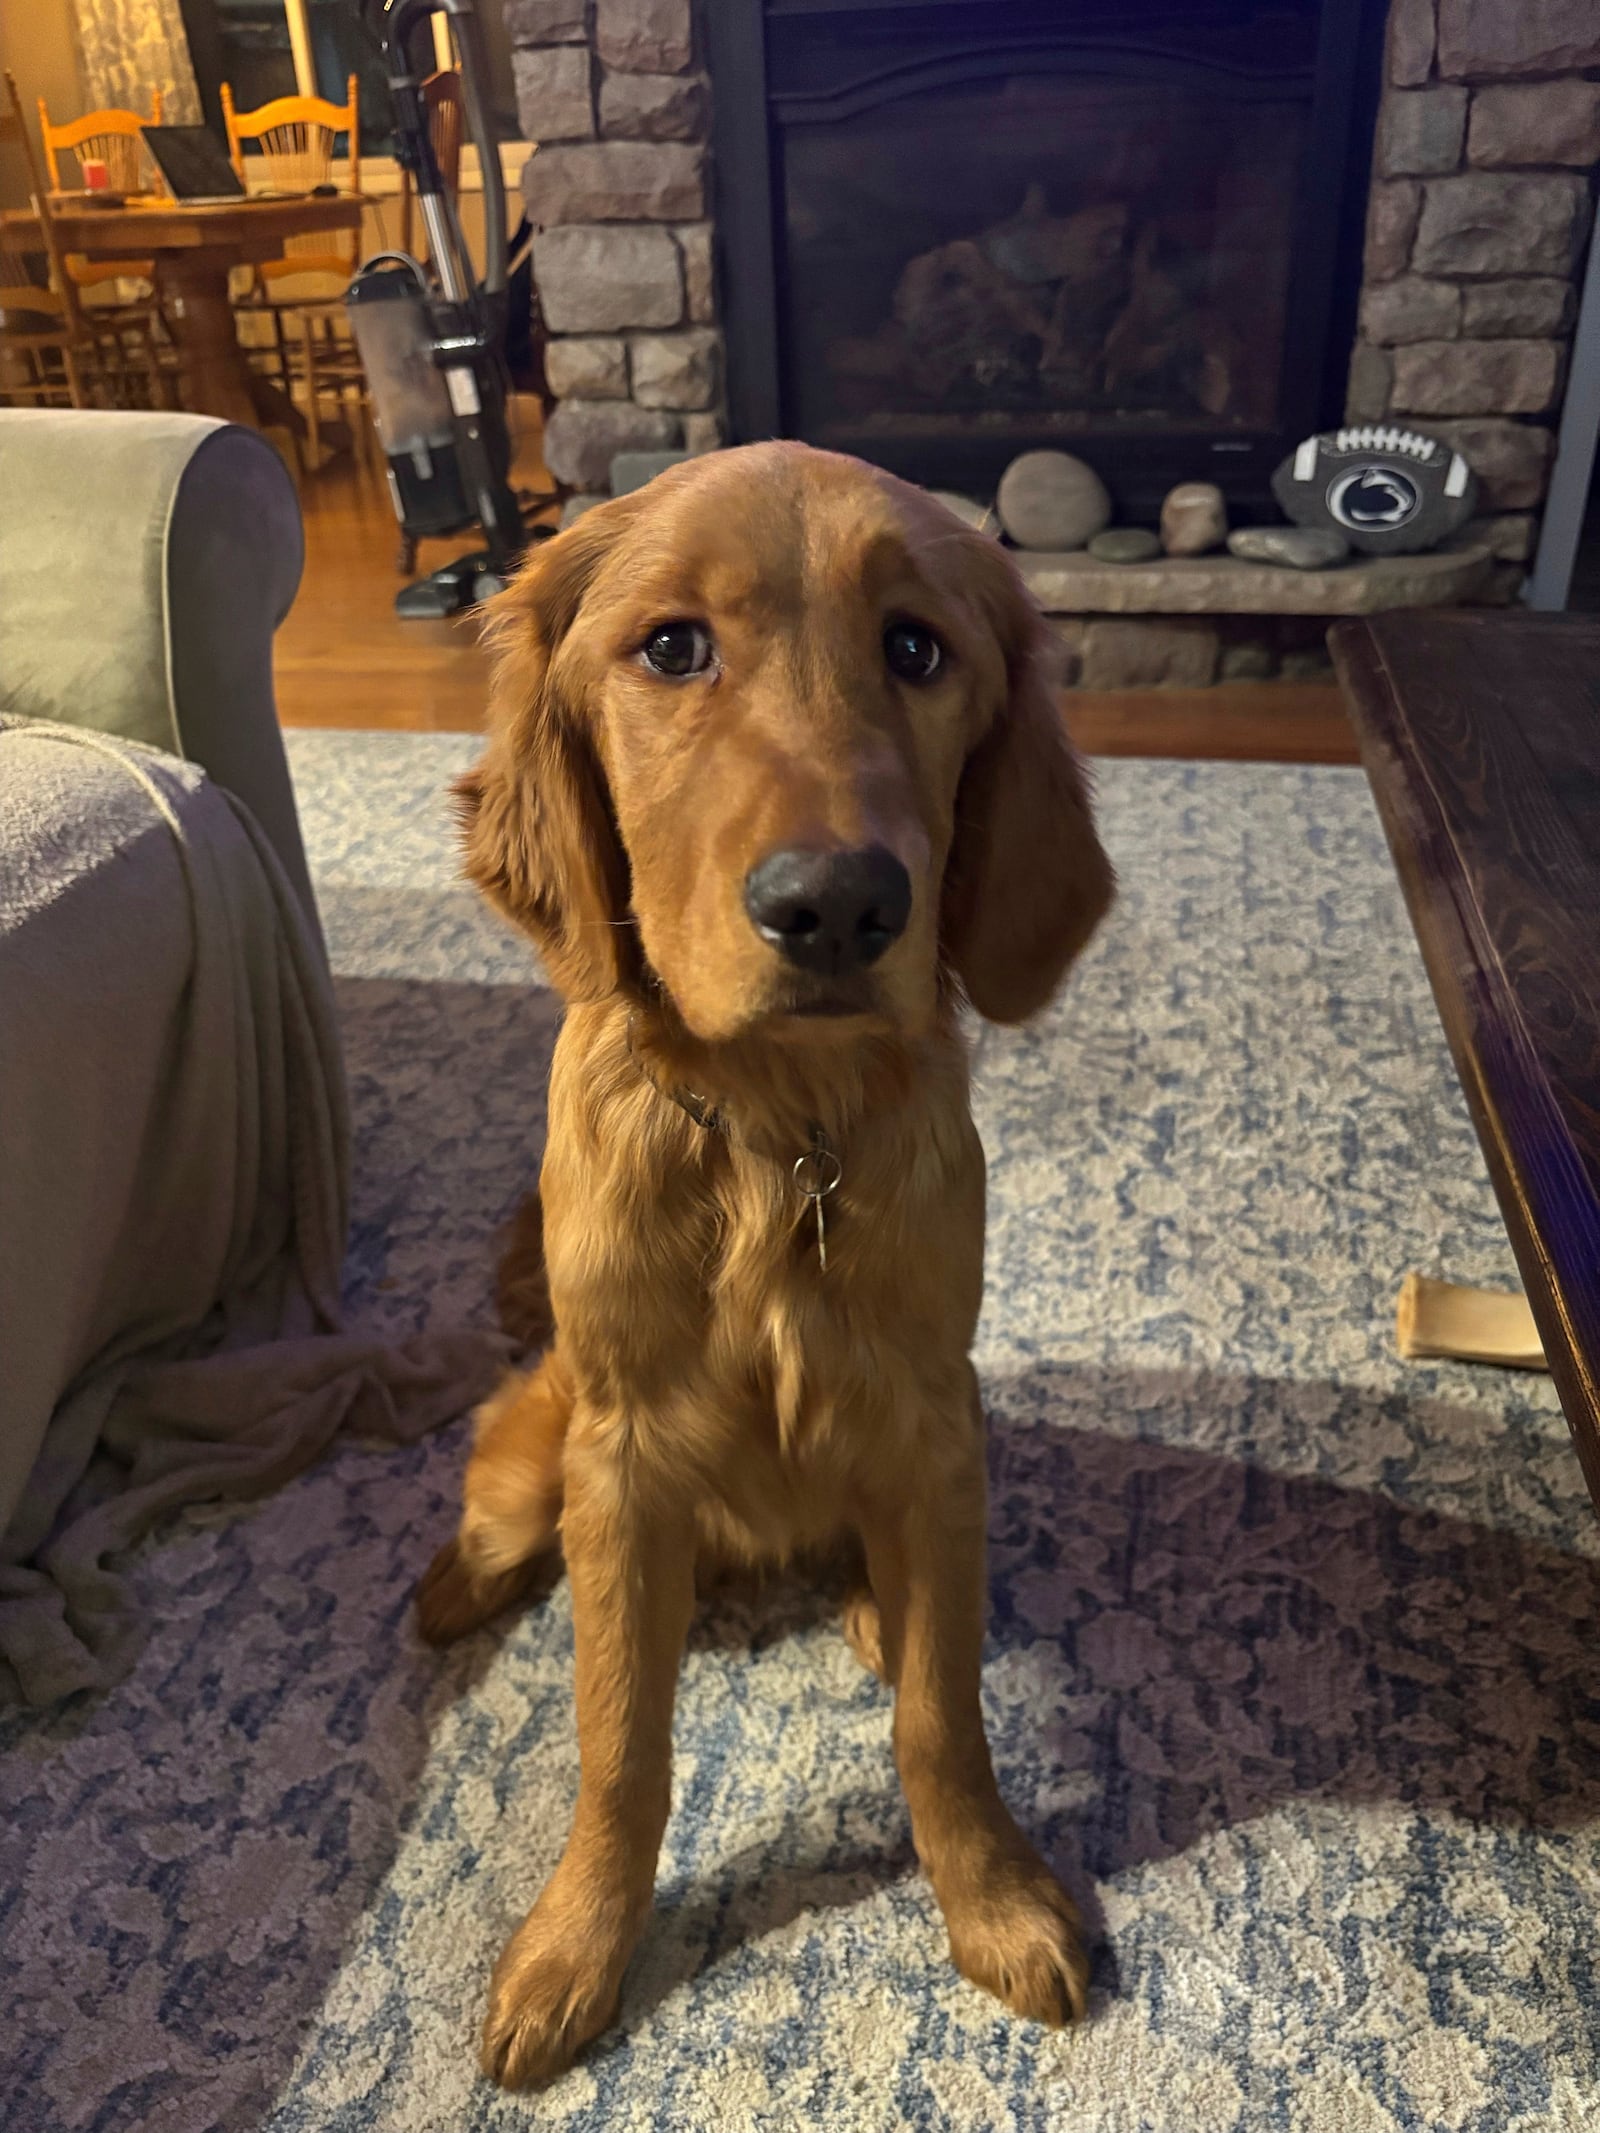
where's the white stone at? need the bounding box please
[1160,483,1228,556]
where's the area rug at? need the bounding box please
[3,732,1596,2133]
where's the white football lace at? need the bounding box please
[1332,425,1436,460]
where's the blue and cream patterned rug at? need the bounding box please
[4,732,1596,2133]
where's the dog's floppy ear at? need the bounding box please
[455,507,636,1001]
[941,553,1114,1024]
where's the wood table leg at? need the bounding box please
[156,251,260,427]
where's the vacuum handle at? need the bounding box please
[363,0,508,301]
[440,0,508,300]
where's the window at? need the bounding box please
[181,0,523,159]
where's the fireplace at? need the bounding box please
[709,0,1388,515]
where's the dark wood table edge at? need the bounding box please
[1330,616,1600,1515]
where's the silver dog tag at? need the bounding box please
[793,1132,842,1275]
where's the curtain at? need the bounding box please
[71,0,202,121]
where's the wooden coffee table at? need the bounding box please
[1331,610,1600,1515]
[9,193,364,433]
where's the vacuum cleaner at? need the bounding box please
[347,0,553,618]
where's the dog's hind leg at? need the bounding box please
[416,1349,574,1645]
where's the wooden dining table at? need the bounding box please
[7,192,365,435]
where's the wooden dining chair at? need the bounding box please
[0,216,89,407]
[20,76,173,400]
[398,69,464,262]
[220,77,361,283]
[37,92,162,292]
[220,76,363,463]
[1,73,94,406]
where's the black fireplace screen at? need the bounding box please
[712,1,1384,511]
[787,71,1305,445]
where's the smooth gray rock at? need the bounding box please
[611,447,691,495]
[1088,528,1162,564]
[995,450,1111,551]
[1160,482,1227,556]
[1228,527,1352,571]
[559,493,609,528]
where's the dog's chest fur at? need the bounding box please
[541,1010,987,1552]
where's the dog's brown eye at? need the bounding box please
[884,620,943,683]
[641,622,714,678]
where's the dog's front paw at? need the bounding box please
[942,1850,1090,2028]
[480,1910,625,2089]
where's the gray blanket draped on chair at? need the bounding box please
[0,719,507,1707]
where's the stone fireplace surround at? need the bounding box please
[514,0,1599,683]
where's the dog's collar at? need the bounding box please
[625,1014,842,1270]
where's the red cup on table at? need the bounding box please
[80,157,109,192]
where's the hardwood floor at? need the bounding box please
[274,425,1356,762]
[272,398,555,733]
[1065,685,1357,764]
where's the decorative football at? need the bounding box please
[1270,425,1478,556]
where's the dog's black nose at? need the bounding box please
[744,845,912,974]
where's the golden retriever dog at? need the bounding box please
[417,441,1114,2088]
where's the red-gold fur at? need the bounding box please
[417,442,1114,2087]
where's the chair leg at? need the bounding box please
[300,312,321,473]
[269,300,291,391]
[61,339,89,411]
[397,533,417,577]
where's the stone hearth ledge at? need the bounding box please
[1015,541,1492,615]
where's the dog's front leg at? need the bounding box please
[860,1376,1090,2028]
[481,1424,694,2089]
